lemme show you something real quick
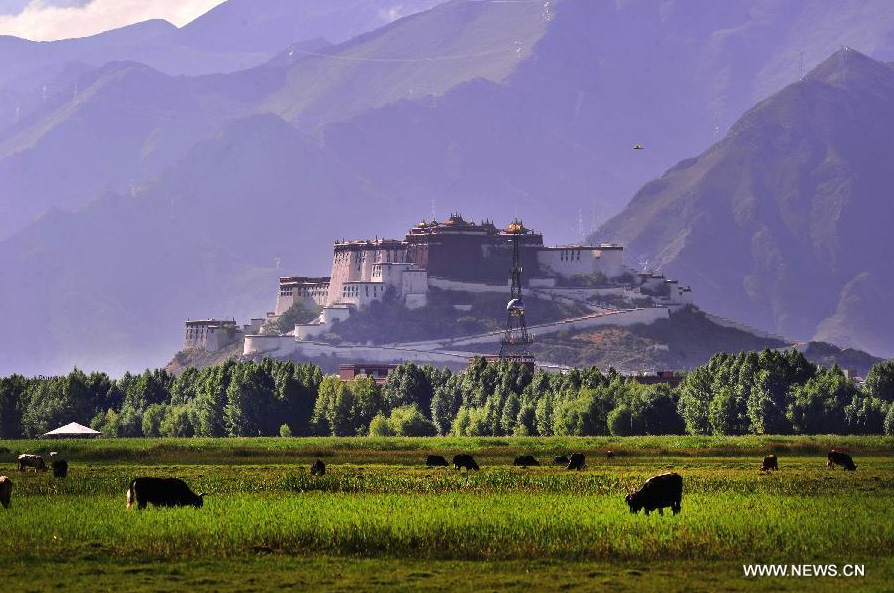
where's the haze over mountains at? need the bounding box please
[600,49,894,358]
[3,0,894,375]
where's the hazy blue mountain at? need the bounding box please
[0,61,257,238]
[294,0,894,242]
[0,114,385,376]
[0,1,444,87]
[5,0,894,375]
[0,1,445,135]
[599,49,894,357]
[177,0,445,52]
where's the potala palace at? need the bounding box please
[183,214,692,367]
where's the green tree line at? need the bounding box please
[1,351,894,439]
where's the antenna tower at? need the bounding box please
[499,220,534,361]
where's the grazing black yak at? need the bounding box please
[52,459,69,478]
[126,478,203,510]
[761,455,778,472]
[0,476,11,509]
[566,453,585,471]
[426,455,449,467]
[311,459,326,476]
[827,450,856,471]
[626,473,683,516]
[453,454,479,471]
[513,455,540,467]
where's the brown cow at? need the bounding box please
[18,454,47,473]
[761,454,778,471]
[0,476,11,508]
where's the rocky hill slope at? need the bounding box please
[600,49,894,357]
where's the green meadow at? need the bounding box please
[1,436,892,591]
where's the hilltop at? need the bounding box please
[168,300,880,377]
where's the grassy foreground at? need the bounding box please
[1,436,893,591]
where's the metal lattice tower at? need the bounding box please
[499,220,533,360]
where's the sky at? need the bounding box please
[0,0,227,40]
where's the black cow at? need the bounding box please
[626,472,683,516]
[513,455,540,467]
[553,455,570,466]
[17,454,47,473]
[311,459,326,476]
[0,476,11,509]
[52,459,69,478]
[566,453,585,471]
[126,478,204,510]
[761,455,778,472]
[606,450,615,459]
[827,450,856,471]
[453,454,479,471]
[426,455,449,467]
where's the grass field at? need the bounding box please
[1,436,892,592]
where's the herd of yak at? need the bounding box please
[0,449,859,516]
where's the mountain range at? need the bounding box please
[600,49,894,358]
[4,0,894,375]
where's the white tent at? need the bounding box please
[42,422,101,439]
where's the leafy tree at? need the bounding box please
[678,363,715,435]
[636,384,685,435]
[514,400,537,436]
[864,361,894,402]
[451,406,490,436]
[347,376,384,435]
[500,392,521,436]
[368,413,394,437]
[160,405,195,437]
[607,404,634,436]
[534,391,555,436]
[385,405,438,436]
[431,375,463,435]
[787,367,856,434]
[170,367,200,406]
[885,404,894,436]
[279,424,293,437]
[382,362,434,414]
[141,403,168,437]
[266,302,321,334]
[193,361,235,436]
[224,363,278,436]
[746,370,792,434]
[274,362,321,436]
[708,386,749,435]
[844,396,888,435]
[21,370,107,437]
[553,388,611,436]
[0,375,27,438]
[91,408,120,437]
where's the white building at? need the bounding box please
[184,319,239,352]
[535,243,626,280]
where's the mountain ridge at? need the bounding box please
[599,48,894,356]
